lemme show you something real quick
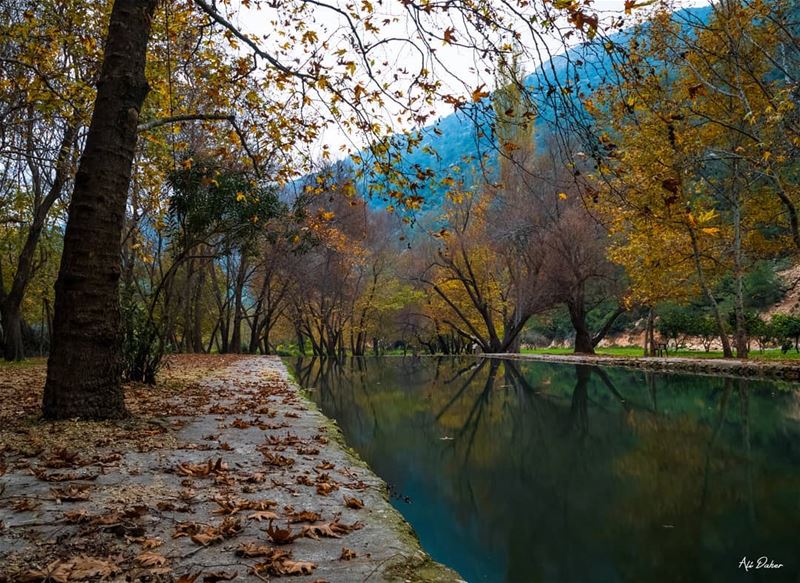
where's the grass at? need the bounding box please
[0,356,47,368]
[521,346,800,360]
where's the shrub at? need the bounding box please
[120,293,164,384]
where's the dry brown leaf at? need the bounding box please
[316,482,338,496]
[50,484,91,502]
[343,496,364,509]
[23,556,121,581]
[266,520,299,545]
[340,547,357,560]
[288,510,322,523]
[12,498,41,512]
[173,521,202,538]
[136,551,168,568]
[63,509,90,523]
[141,537,163,549]
[279,559,316,576]
[191,530,223,546]
[262,452,295,467]
[176,458,228,477]
[302,518,364,540]
[252,553,316,577]
[202,571,238,583]
[301,522,341,539]
[18,561,71,583]
[236,542,281,558]
[247,510,279,521]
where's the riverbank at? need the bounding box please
[486,352,800,382]
[0,355,461,582]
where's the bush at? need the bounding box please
[770,314,800,353]
[120,293,164,384]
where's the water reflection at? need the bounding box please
[289,356,800,583]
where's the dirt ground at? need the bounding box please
[0,355,462,583]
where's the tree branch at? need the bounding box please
[137,113,233,132]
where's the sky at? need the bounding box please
[227,0,711,158]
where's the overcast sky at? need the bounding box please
[229,0,710,158]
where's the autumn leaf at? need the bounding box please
[22,556,121,582]
[136,551,168,568]
[287,510,322,523]
[50,484,91,502]
[248,510,279,521]
[316,482,339,496]
[236,542,282,558]
[202,572,238,583]
[471,84,489,102]
[343,496,364,509]
[340,547,357,560]
[176,458,228,477]
[141,537,163,549]
[266,520,299,544]
[443,27,457,44]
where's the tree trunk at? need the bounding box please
[688,225,733,358]
[230,256,248,354]
[568,299,595,355]
[42,0,158,420]
[2,305,24,361]
[644,307,655,357]
[732,198,748,359]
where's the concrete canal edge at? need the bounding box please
[484,352,800,383]
[279,359,466,583]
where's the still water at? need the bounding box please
[287,356,800,583]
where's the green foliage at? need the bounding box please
[655,303,696,348]
[120,289,163,384]
[744,261,785,310]
[167,157,284,254]
[770,314,800,353]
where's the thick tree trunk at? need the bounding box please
[568,300,595,354]
[42,0,158,420]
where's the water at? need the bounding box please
[287,356,800,583]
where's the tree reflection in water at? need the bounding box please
[288,356,800,583]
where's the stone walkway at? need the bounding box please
[0,356,462,583]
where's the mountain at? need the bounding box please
[355,3,713,211]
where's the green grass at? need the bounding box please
[521,346,800,360]
[0,356,47,367]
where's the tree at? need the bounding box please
[42,0,159,419]
[38,0,621,417]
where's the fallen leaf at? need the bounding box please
[203,572,238,583]
[288,510,321,523]
[141,537,163,549]
[236,542,282,558]
[136,551,168,568]
[50,484,91,502]
[12,498,41,512]
[340,547,357,560]
[266,520,299,545]
[248,510,279,521]
[343,496,364,509]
